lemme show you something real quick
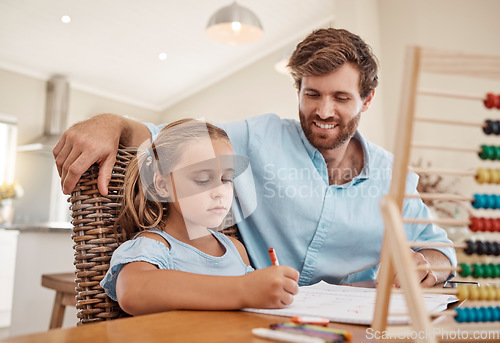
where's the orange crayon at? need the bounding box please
[268,248,280,266]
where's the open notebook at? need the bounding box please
[244,281,457,325]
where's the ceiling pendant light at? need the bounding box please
[206,2,264,45]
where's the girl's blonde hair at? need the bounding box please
[116,119,230,240]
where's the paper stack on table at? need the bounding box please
[244,281,457,325]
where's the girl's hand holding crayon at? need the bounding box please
[240,265,299,309]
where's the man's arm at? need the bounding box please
[53,113,150,196]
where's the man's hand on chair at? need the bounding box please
[53,113,123,196]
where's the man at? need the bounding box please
[54,28,456,287]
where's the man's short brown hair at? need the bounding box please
[288,28,379,99]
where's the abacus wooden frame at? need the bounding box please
[372,46,500,343]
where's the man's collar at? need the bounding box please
[297,122,371,181]
[353,131,370,181]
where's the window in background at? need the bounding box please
[0,114,18,329]
[0,115,19,225]
[0,115,18,185]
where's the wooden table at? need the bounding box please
[4,310,374,343]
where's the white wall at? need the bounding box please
[378,0,500,152]
[161,41,300,124]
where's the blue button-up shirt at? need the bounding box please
[146,114,457,286]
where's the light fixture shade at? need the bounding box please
[206,2,263,45]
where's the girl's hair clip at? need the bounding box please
[145,142,161,171]
[145,147,154,167]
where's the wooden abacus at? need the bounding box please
[372,46,500,342]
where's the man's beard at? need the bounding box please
[299,110,361,151]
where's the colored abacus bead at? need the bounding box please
[484,93,500,110]
[484,219,493,232]
[484,241,493,255]
[475,240,500,255]
[494,307,500,321]
[491,169,500,184]
[476,240,487,255]
[457,285,469,301]
[469,216,483,232]
[455,308,468,323]
[457,307,500,323]
[482,307,491,322]
[483,307,494,322]
[483,264,493,278]
[472,194,500,209]
[487,287,497,301]
[493,195,499,209]
[486,195,495,209]
[458,264,500,278]
[475,168,488,184]
[478,287,489,300]
[494,219,500,233]
[469,286,480,300]
[469,217,477,232]
[484,93,497,109]
[483,120,493,134]
[479,145,500,160]
[479,145,493,160]
[491,242,499,255]
[483,120,500,135]
[472,263,484,278]
[493,264,500,277]
[464,240,475,255]
[473,194,485,209]
[455,285,500,301]
[470,308,479,322]
[476,307,485,322]
[459,263,472,277]
[490,307,500,322]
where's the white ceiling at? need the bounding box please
[0,0,335,111]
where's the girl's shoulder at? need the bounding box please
[110,230,174,271]
[134,229,170,249]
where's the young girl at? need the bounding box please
[100,119,299,316]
